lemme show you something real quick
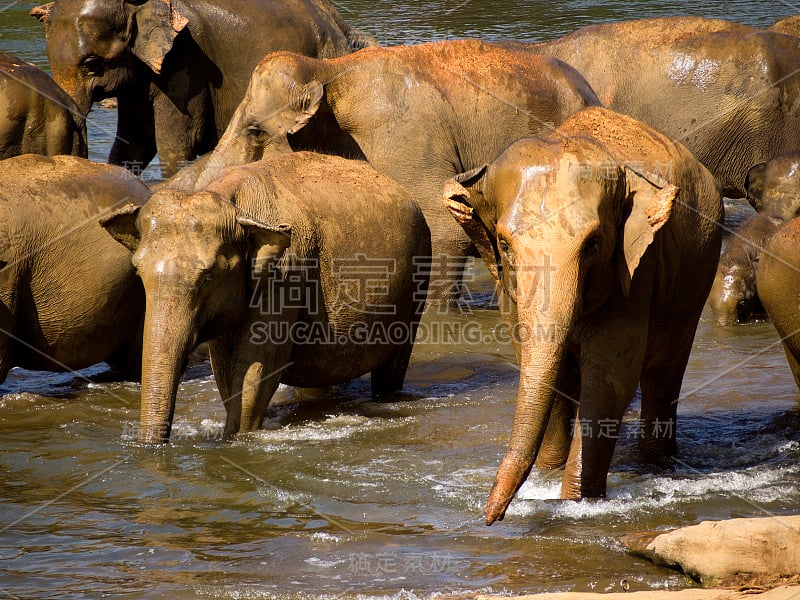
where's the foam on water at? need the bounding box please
[244,414,416,447]
[200,590,474,600]
[510,463,798,520]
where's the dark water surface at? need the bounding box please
[1,2,799,599]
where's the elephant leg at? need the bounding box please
[638,325,697,465]
[424,252,469,305]
[152,86,215,179]
[237,357,285,432]
[561,380,638,499]
[108,93,157,173]
[105,346,143,382]
[106,320,145,382]
[561,323,646,499]
[0,309,16,385]
[0,342,12,385]
[208,336,235,407]
[535,354,579,470]
[371,341,413,398]
[371,281,427,397]
[218,317,293,436]
[782,341,800,391]
[560,388,624,499]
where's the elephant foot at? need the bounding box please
[535,458,567,471]
[370,343,413,398]
[638,437,677,467]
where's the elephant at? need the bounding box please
[707,213,777,326]
[177,39,601,300]
[31,0,373,177]
[518,16,800,197]
[0,154,151,385]
[769,15,800,36]
[442,106,722,521]
[708,155,800,326]
[101,152,431,444]
[756,217,800,390]
[0,52,86,159]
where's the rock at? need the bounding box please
[471,585,800,600]
[621,516,800,586]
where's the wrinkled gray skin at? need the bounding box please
[175,39,600,300]
[0,52,86,159]
[757,217,800,390]
[521,16,800,197]
[443,107,722,521]
[33,0,372,177]
[0,154,150,384]
[709,155,800,326]
[102,152,430,444]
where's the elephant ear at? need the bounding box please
[618,166,677,297]
[286,81,324,135]
[30,3,54,35]
[236,216,292,278]
[442,165,500,283]
[99,204,142,252]
[745,162,767,212]
[126,0,189,74]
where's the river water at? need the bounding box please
[1,1,799,599]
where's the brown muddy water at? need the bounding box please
[1,2,799,599]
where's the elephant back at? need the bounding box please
[0,155,151,213]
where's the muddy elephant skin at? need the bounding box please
[520,16,800,197]
[709,155,800,326]
[0,155,151,384]
[102,152,430,444]
[756,217,800,390]
[443,107,722,521]
[707,214,778,326]
[182,39,600,299]
[0,52,86,159]
[33,0,372,176]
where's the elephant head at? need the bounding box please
[101,189,291,444]
[443,138,676,523]
[193,53,324,189]
[745,156,800,220]
[32,0,189,114]
[708,262,760,326]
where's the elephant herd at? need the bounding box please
[3,0,800,525]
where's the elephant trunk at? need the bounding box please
[138,291,197,444]
[193,110,254,191]
[485,259,576,525]
[485,336,567,525]
[52,70,93,116]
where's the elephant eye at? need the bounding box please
[246,125,265,139]
[584,236,602,256]
[498,239,513,262]
[81,55,105,75]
